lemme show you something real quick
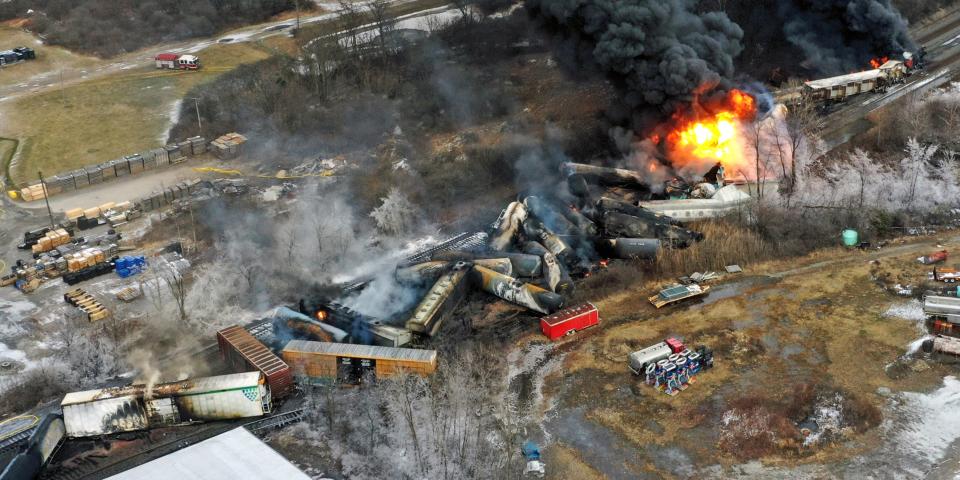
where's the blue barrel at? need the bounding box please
[842,229,859,247]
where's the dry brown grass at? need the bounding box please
[654,220,770,278]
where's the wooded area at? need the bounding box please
[0,0,294,56]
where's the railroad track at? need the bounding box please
[0,427,35,456]
[43,421,242,480]
[41,407,308,480]
[244,408,306,434]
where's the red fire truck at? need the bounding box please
[155,53,201,70]
[539,303,599,340]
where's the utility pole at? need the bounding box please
[294,0,302,38]
[37,171,56,230]
[191,97,202,135]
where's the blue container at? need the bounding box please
[116,256,146,278]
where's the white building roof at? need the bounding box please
[106,427,310,480]
[805,69,883,90]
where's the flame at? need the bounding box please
[315,310,328,322]
[870,56,889,69]
[664,89,756,174]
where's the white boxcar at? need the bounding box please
[61,372,270,438]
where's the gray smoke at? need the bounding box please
[777,0,916,75]
[525,0,744,126]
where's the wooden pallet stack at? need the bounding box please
[31,228,71,255]
[210,132,247,159]
[64,288,110,322]
[115,286,142,302]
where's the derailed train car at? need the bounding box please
[217,325,295,399]
[282,340,437,384]
[802,60,907,103]
[0,414,65,480]
[60,372,271,438]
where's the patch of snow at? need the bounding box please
[883,300,925,322]
[802,394,844,446]
[892,376,960,473]
[161,98,183,144]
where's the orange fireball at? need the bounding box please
[664,89,757,173]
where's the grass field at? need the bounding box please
[1,42,271,185]
[0,26,96,90]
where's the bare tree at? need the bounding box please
[848,148,872,209]
[781,96,823,199]
[161,265,189,325]
[452,0,475,23]
[338,0,364,55]
[370,188,418,236]
[367,0,396,58]
[904,137,939,208]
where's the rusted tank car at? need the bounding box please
[405,263,470,336]
[217,325,294,398]
[281,340,437,384]
[60,372,270,438]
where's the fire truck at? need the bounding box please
[154,53,200,70]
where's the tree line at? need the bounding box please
[0,0,294,57]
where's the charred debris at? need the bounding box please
[292,160,737,345]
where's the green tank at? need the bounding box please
[842,229,859,247]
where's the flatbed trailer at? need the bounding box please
[649,284,710,308]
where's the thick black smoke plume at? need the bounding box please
[525,0,744,127]
[776,0,916,75]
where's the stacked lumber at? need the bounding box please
[211,132,247,159]
[64,288,110,322]
[116,286,142,302]
[64,247,106,273]
[19,184,48,202]
[31,228,71,255]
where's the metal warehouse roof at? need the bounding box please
[106,427,310,480]
[62,372,263,406]
[283,339,437,363]
[805,69,883,90]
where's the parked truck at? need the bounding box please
[923,295,960,323]
[0,47,35,66]
[932,267,960,283]
[154,53,200,70]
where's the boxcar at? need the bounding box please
[282,340,437,384]
[217,325,294,398]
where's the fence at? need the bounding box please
[16,136,207,203]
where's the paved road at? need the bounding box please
[0,0,447,104]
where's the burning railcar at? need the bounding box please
[60,372,271,438]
